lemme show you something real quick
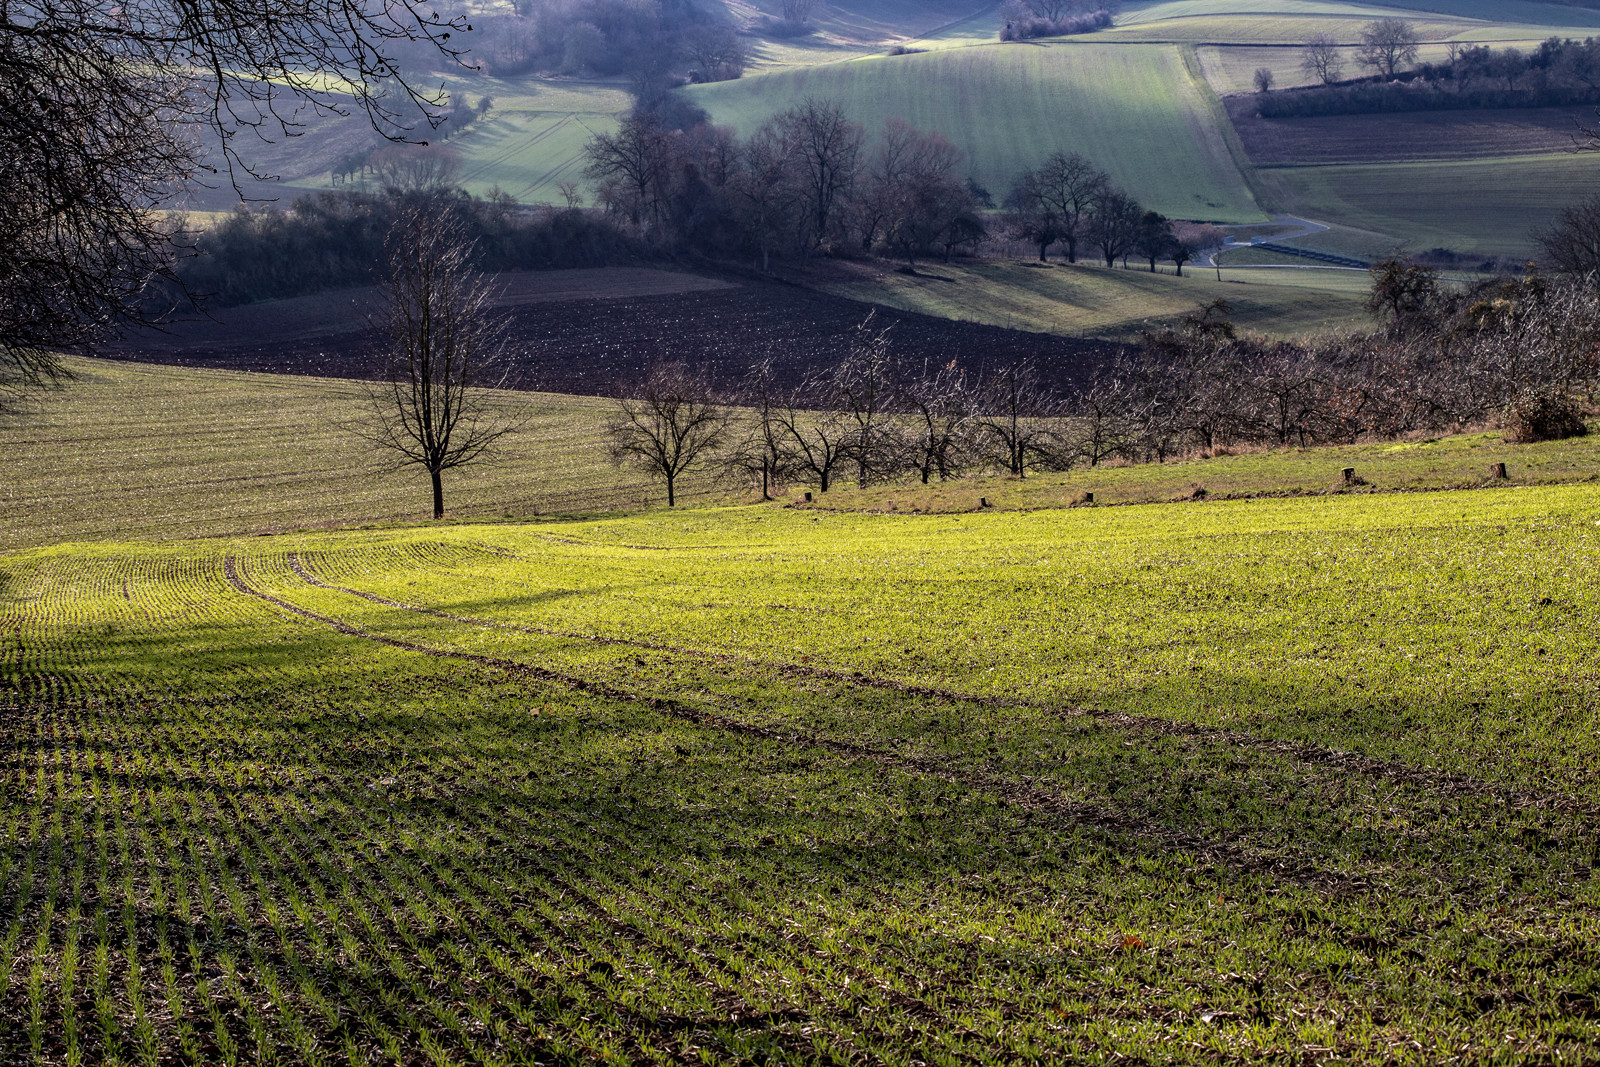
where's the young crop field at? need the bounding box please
[686,41,1266,223]
[3,484,1600,1062]
[818,259,1375,338]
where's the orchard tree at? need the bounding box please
[607,364,729,507]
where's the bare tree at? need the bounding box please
[364,203,519,520]
[607,364,729,507]
[1134,211,1173,273]
[1014,152,1110,264]
[370,145,463,194]
[1300,33,1344,85]
[1004,171,1067,262]
[780,0,817,26]
[584,113,677,231]
[723,360,792,500]
[772,98,864,251]
[1357,18,1420,79]
[902,360,974,482]
[774,379,854,493]
[833,314,903,488]
[1253,67,1275,93]
[731,126,803,272]
[1537,194,1600,275]
[684,24,747,82]
[1088,187,1142,268]
[1,0,467,395]
[976,362,1063,478]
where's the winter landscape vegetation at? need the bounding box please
[5,0,1600,1061]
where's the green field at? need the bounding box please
[819,259,1373,337]
[5,477,1600,1062]
[1255,153,1600,257]
[688,41,1266,223]
[0,359,681,552]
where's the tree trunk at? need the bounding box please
[1038,242,1048,262]
[666,472,676,507]
[431,468,444,520]
[819,469,830,492]
[1065,235,1078,263]
[761,464,771,500]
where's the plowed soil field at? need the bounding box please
[108,268,1119,394]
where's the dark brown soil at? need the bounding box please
[1225,98,1592,165]
[104,270,1121,394]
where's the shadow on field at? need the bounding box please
[5,621,1600,1062]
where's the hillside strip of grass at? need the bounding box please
[818,259,1374,337]
[2,484,1598,1061]
[1253,152,1600,257]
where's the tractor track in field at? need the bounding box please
[282,552,1600,826]
[225,553,1381,897]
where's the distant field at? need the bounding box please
[1228,101,1592,165]
[1254,152,1600,255]
[688,41,1266,222]
[817,259,1373,337]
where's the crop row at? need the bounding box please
[1,491,1599,1062]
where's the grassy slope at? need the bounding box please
[3,484,1600,1061]
[688,40,1266,222]
[8,357,1600,553]
[1255,152,1600,256]
[817,259,1374,337]
[0,358,697,552]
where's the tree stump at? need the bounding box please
[1083,491,1095,504]
[979,498,989,509]
[1491,461,1508,480]
[1341,467,1355,485]
[804,491,813,502]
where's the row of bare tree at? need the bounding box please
[607,273,1600,505]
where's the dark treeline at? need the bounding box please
[583,97,1195,273]
[459,0,752,85]
[998,0,1114,43]
[613,266,1599,503]
[171,177,641,308]
[1264,35,1600,118]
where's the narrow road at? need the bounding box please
[1197,214,1334,269]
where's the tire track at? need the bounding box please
[283,552,1600,822]
[227,553,1379,897]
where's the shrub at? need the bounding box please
[1502,390,1590,443]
